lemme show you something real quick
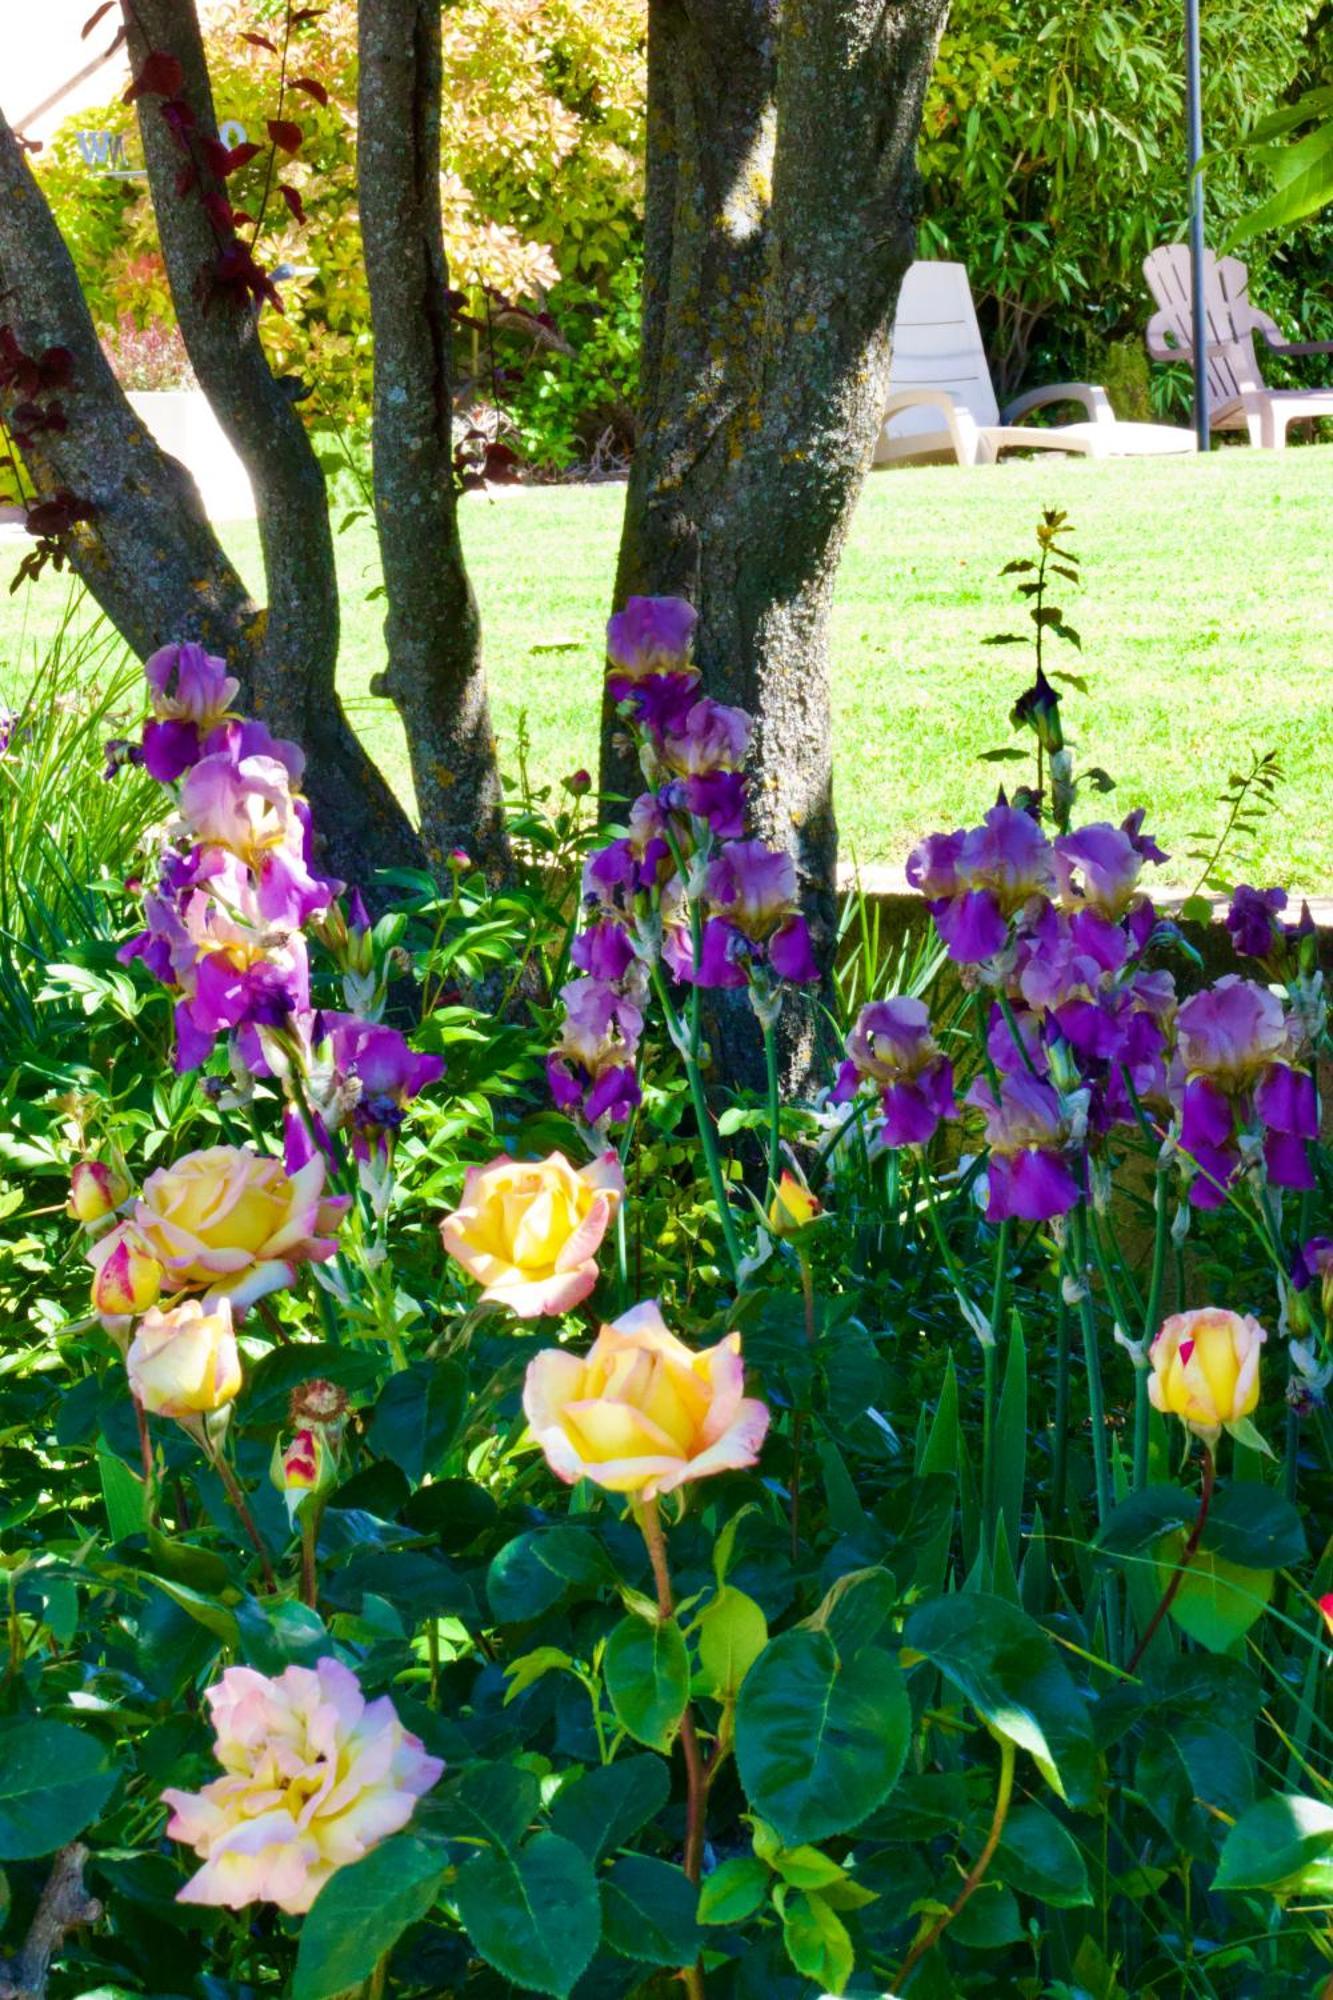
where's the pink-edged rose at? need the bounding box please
[523,1300,770,1497]
[134,1145,348,1310]
[162,1657,443,1914]
[127,1298,242,1418]
[440,1150,624,1317]
[1147,1306,1265,1442]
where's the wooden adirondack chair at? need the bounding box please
[873,261,1196,467]
[1144,244,1333,448]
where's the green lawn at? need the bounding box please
[3,448,1331,889]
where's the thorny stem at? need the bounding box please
[636,1500,711,1902]
[895,1735,1018,1985]
[790,1254,817,1560]
[206,1439,277,1595]
[132,1395,155,1491]
[299,1511,318,1610]
[1128,1445,1215,1673]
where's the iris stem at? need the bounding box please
[762,1018,782,1199]
[983,1220,1010,1545]
[1135,1164,1172,1491]
[1068,1206,1117,1660]
[648,962,744,1281]
[895,1734,1017,1986]
[1128,1445,1215,1673]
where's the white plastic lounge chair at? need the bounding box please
[1144,243,1333,449]
[873,261,1196,467]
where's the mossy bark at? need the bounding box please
[358,0,510,880]
[609,0,949,1077]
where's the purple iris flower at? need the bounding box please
[987,1004,1050,1078]
[911,805,1055,966]
[934,890,1009,965]
[546,974,644,1128]
[1176,976,1288,1087]
[1179,1075,1239,1207]
[1226,885,1288,960]
[694,841,820,985]
[670,770,748,838]
[834,996,956,1145]
[656,698,751,777]
[967,1071,1081,1222]
[768,916,819,983]
[201,716,306,785]
[606,595,697,679]
[142,718,204,784]
[173,939,311,1075]
[1257,1062,1318,1191]
[1054,819,1162,918]
[571,917,636,982]
[312,1012,444,1157]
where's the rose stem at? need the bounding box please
[894,1734,1017,1986]
[132,1395,154,1489]
[637,1499,711,1910]
[300,1512,319,1610]
[790,1253,817,1561]
[209,1447,278,1594]
[1127,1443,1215,1674]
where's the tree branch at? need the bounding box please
[0,108,258,663]
[358,0,510,878]
[0,1844,101,2000]
[120,0,425,888]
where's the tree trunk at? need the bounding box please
[358,0,510,879]
[120,0,426,891]
[609,0,950,1069]
[0,111,258,668]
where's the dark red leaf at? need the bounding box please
[240,30,277,50]
[290,8,326,23]
[37,347,74,389]
[159,98,196,141]
[290,76,329,107]
[202,190,238,234]
[124,50,184,103]
[277,182,308,226]
[202,136,262,178]
[266,118,303,154]
[81,2,114,37]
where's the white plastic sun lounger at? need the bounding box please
[873,261,1196,467]
[1144,243,1333,449]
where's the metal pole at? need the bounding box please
[1185,0,1210,449]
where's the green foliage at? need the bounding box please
[918,0,1329,399]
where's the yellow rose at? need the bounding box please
[134,1146,348,1310]
[767,1171,821,1238]
[89,1222,163,1319]
[127,1298,242,1419]
[440,1150,624,1318]
[1147,1307,1265,1442]
[523,1300,770,1497]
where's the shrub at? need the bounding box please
[4,525,1332,1996]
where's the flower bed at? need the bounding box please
[1,537,1330,1999]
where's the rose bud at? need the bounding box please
[768,1171,821,1239]
[89,1223,163,1319]
[68,1160,130,1226]
[1146,1307,1265,1444]
[127,1298,242,1420]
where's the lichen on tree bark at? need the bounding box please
[610,0,950,1074]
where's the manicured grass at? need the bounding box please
[3,447,1331,889]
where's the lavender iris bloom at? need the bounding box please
[967,1072,1082,1222]
[1226,885,1288,960]
[606,595,697,679]
[833,996,955,1146]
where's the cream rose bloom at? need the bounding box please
[134,1146,348,1310]
[1148,1307,1265,1442]
[523,1301,770,1497]
[440,1150,624,1317]
[127,1298,243,1419]
[162,1657,443,1914]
